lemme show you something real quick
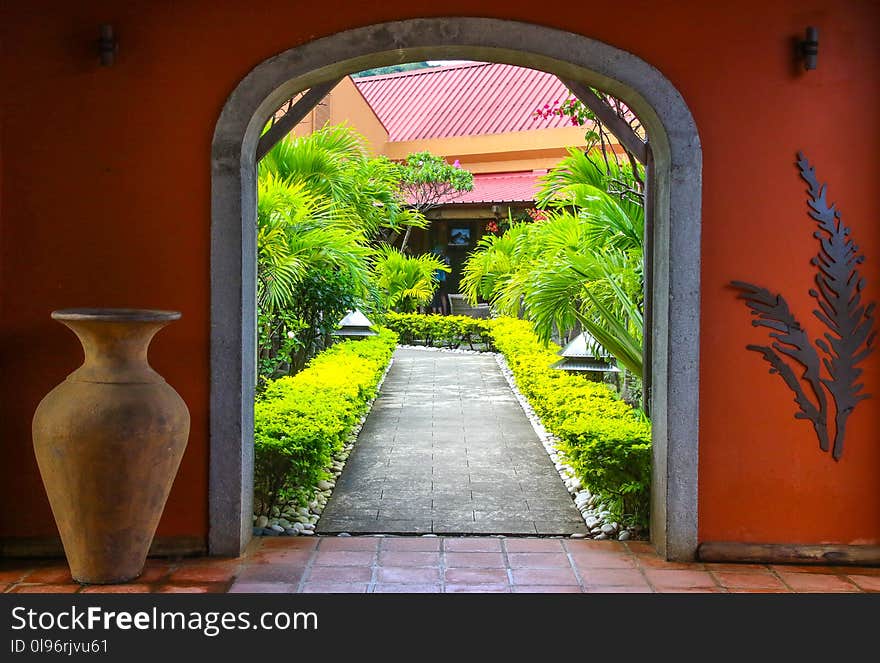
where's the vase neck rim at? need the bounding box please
[52,308,181,324]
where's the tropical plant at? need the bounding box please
[260,125,427,240]
[461,148,646,380]
[371,246,451,313]
[382,312,493,350]
[256,173,371,314]
[256,130,385,381]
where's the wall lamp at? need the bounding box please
[798,26,818,71]
[99,24,118,66]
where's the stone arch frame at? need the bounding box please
[210,18,701,560]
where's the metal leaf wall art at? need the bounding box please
[731,153,876,460]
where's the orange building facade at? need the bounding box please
[290,63,598,290]
[1,2,878,562]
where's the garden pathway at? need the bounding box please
[317,347,588,535]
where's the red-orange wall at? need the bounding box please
[1,1,878,548]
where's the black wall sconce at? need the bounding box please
[798,26,818,71]
[99,24,118,66]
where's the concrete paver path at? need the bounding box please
[317,347,588,535]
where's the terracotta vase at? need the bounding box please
[32,309,190,584]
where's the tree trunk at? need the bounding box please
[399,225,413,252]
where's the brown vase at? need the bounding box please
[32,308,190,584]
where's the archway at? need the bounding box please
[210,18,701,560]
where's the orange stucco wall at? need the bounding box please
[291,77,391,156]
[1,1,878,549]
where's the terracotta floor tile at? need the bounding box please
[570,552,638,569]
[444,538,503,552]
[624,541,656,554]
[564,540,628,554]
[377,566,441,583]
[372,584,442,593]
[835,566,880,577]
[711,571,788,591]
[444,584,510,593]
[579,568,648,587]
[24,565,73,584]
[444,568,509,585]
[136,562,173,583]
[727,588,792,593]
[636,554,705,570]
[658,587,729,593]
[583,585,654,593]
[643,569,719,590]
[507,552,570,568]
[318,537,381,552]
[512,585,582,593]
[247,550,313,566]
[0,568,31,583]
[300,582,368,593]
[703,563,772,573]
[0,583,9,593]
[167,562,239,583]
[379,551,440,567]
[10,584,80,593]
[312,551,376,567]
[848,575,880,591]
[504,538,565,553]
[154,585,217,593]
[306,566,372,583]
[80,584,153,593]
[228,581,298,593]
[777,572,861,592]
[770,564,840,574]
[381,537,441,552]
[511,568,579,586]
[445,552,506,568]
[257,537,318,550]
[235,564,306,583]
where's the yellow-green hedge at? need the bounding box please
[382,311,492,349]
[489,317,652,528]
[253,328,397,516]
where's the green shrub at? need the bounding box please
[488,317,651,528]
[253,328,397,516]
[382,312,493,350]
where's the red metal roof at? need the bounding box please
[354,62,577,141]
[429,171,542,205]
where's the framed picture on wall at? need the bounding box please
[449,226,471,246]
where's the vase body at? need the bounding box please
[32,309,190,584]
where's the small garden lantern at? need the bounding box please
[334,309,378,340]
[551,331,620,380]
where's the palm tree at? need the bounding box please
[371,246,450,313]
[260,125,427,240]
[256,170,374,380]
[256,173,372,315]
[461,148,646,379]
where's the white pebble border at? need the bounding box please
[252,357,396,538]
[396,343,488,355]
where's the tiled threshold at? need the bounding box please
[2,536,879,594]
